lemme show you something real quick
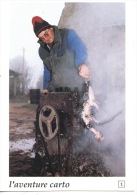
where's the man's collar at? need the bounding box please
[53,26,62,45]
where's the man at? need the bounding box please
[32,16,90,93]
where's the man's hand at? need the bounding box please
[41,89,49,93]
[79,64,90,78]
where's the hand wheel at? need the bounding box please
[39,104,59,140]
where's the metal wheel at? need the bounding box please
[39,104,59,140]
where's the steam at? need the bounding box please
[59,3,125,176]
[81,83,104,141]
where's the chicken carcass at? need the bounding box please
[81,79,104,142]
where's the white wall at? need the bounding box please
[59,3,125,176]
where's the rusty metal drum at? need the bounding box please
[30,89,40,104]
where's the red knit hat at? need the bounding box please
[32,16,52,37]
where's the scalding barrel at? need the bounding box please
[30,89,40,104]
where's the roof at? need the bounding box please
[9,69,22,76]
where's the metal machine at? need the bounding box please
[33,88,79,176]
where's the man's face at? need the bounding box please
[38,28,54,44]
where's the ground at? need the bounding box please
[9,100,38,176]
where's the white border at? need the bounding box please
[0,0,137,193]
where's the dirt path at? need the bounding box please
[9,101,38,176]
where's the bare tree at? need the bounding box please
[9,55,33,94]
[36,74,43,90]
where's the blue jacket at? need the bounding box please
[38,26,88,90]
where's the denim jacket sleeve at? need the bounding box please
[68,29,88,67]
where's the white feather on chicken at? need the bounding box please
[81,85,104,142]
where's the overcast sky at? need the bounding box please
[9,1,65,86]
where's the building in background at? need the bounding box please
[9,69,22,98]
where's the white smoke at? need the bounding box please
[59,3,125,176]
